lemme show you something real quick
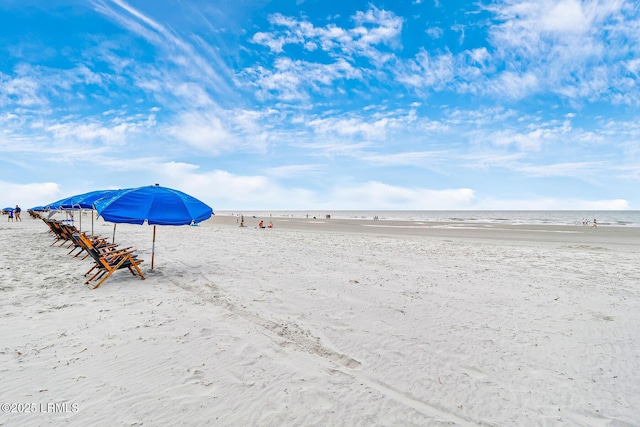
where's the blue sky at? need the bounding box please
[1,0,639,210]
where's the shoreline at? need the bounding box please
[214,209,640,228]
[205,214,640,249]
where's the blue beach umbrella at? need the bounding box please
[43,196,80,231]
[45,196,76,211]
[94,185,213,269]
[45,195,82,228]
[62,189,121,210]
[45,190,120,233]
[64,189,122,234]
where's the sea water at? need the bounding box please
[217,210,640,227]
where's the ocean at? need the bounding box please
[216,210,640,227]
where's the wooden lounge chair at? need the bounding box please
[74,233,145,289]
[45,221,104,257]
[43,219,68,246]
[58,223,118,259]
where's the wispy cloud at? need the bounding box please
[247,6,402,100]
[486,0,639,102]
[92,0,237,104]
[244,58,363,101]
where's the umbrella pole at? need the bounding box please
[79,209,82,232]
[151,225,156,270]
[113,224,117,244]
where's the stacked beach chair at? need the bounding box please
[42,218,145,289]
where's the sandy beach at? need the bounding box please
[1,213,639,426]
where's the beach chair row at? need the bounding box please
[28,209,43,219]
[42,218,145,289]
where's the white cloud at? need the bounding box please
[167,111,234,153]
[124,161,479,210]
[0,181,61,209]
[330,181,476,209]
[255,7,403,57]
[489,71,539,99]
[485,0,634,101]
[0,62,112,111]
[46,122,130,143]
[0,74,46,107]
[391,0,640,103]
[541,0,589,33]
[426,27,443,39]
[154,162,316,209]
[351,7,403,50]
[166,108,269,154]
[469,47,490,65]
[397,50,456,90]
[245,57,364,101]
[491,127,547,151]
[307,116,391,140]
[247,6,402,100]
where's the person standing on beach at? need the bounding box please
[15,205,21,221]
[593,218,597,228]
[7,209,13,222]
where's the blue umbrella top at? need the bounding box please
[44,189,120,210]
[95,185,213,226]
[62,189,121,209]
[2,207,14,212]
[45,196,77,210]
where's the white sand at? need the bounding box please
[1,213,639,426]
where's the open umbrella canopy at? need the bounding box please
[62,189,121,209]
[44,189,119,210]
[2,207,14,212]
[94,185,213,225]
[45,196,77,210]
[94,185,213,269]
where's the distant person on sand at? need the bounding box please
[14,205,21,221]
[268,221,273,228]
[593,218,597,228]
[259,220,265,228]
[7,209,13,222]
